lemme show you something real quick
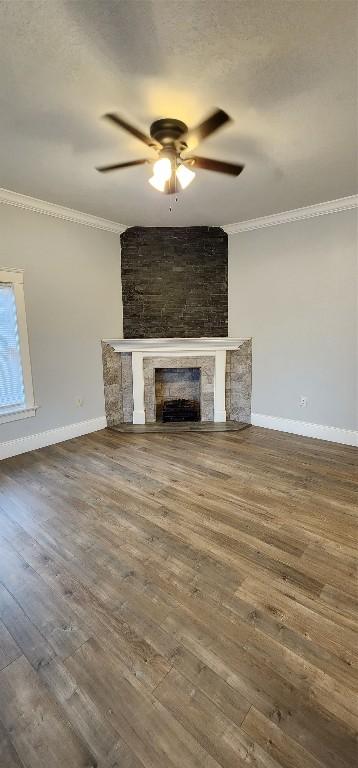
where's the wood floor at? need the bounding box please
[0,426,357,768]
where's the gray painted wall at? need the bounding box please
[0,204,122,442]
[229,209,357,430]
[1,202,356,444]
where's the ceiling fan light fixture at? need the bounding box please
[148,174,167,192]
[149,156,173,193]
[176,163,196,189]
[153,157,172,182]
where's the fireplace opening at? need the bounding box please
[155,367,201,423]
[163,399,200,422]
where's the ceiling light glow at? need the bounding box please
[153,157,172,181]
[176,164,196,189]
[149,175,167,192]
[149,156,173,192]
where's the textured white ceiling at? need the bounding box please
[0,0,357,226]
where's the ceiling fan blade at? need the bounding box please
[96,159,150,172]
[103,113,160,149]
[183,109,232,148]
[188,156,245,176]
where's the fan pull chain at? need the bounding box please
[169,170,179,212]
[169,196,179,213]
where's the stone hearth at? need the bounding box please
[102,337,252,427]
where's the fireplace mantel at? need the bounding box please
[104,338,250,424]
[104,337,249,353]
[101,337,252,427]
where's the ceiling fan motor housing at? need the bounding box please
[150,118,188,148]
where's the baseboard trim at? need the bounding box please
[0,416,107,460]
[251,413,358,447]
[2,413,356,459]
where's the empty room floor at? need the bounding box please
[0,427,357,768]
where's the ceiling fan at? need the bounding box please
[96,108,245,194]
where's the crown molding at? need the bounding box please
[1,187,356,235]
[223,195,358,234]
[0,187,127,234]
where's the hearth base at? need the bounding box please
[109,421,251,434]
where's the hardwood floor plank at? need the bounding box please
[0,720,24,768]
[0,583,55,671]
[154,667,280,768]
[236,577,358,688]
[241,706,325,768]
[0,618,21,671]
[39,657,140,767]
[319,584,358,627]
[65,637,222,768]
[171,645,251,728]
[244,627,358,730]
[0,656,96,767]
[0,541,92,659]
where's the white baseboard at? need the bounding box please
[251,413,357,447]
[1,413,356,459]
[0,416,107,460]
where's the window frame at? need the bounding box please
[0,268,36,424]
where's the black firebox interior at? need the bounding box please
[162,398,200,422]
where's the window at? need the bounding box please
[0,269,36,424]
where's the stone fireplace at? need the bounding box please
[101,337,252,427]
[102,227,252,430]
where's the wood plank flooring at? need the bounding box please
[0,425,356,768]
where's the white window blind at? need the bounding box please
[0,283,25,410]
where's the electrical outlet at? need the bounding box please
[76,397,84,407]
[299,396,308,408]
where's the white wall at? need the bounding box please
[229,209,357,432]
[0,204,122,444]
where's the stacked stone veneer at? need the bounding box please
[102,341,252,426]
[120,226,228,338]
[225,340,252,423]
[102,344,132,427]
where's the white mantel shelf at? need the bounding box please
[105,337,250,353]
